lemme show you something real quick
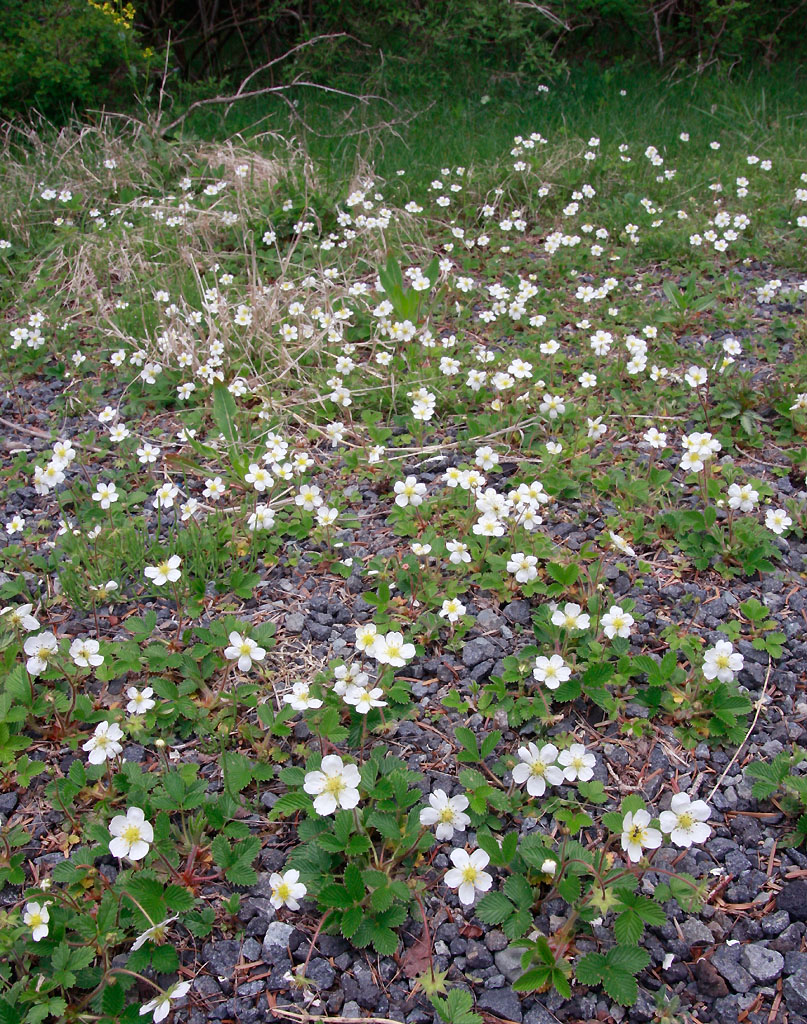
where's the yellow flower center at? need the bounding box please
[274,881,291,902]
[323,775,345,796]
[122,824,142,844]
[461,865,478,884]
[677,811,694,830]
[628,825,644,843]
[439,807,455,823]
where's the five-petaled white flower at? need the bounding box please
[283,681,323,711]
[532,654,571,690]
[69,637,104,669]
[269,868,307,910]
[444,848,493,905]
[702,640,743,682]
[2,603,39,633]
[393,476,427,507]
[126,686,156,715]
[439,597,466,623]
[23,631,59,675]
[109,806,153,861]
[24,901,50,941]
[224,632,266,672]
[558,743,596,782]
[144,555,182,587]
[551,602,590,631]
[344,684,387,714]
[507,552,538,583]
[620,809,662,863]
[304,755,361,816]
[601,605,634,639]
[659,793,712,848]
[131,915,179,951]
[83,720,124,764]
[419,789,471,840]
[512,742,564,797]
[371,630,415,667]
[765,508,792,535]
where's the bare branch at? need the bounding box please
[160,78,391,137]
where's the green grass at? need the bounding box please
[176,62,807,187]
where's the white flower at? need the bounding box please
[224,632,266,672]
[269,868,307,910]
[23,631,59,675]
[727,482,759,512]
[659,793,712,848]
[702,640,743,682]
[144,555,182,587]
[283,681,323,711]
[512,742,563,797]
[2,603,39,632]
[532,654,571,690]
[439,598,466,623]
[344,685,386,714]
[393,476,427,507]
[558,744,596,782]
[684,366,708,388]
[92,481,119,509]
[126,686,156,715]
[765,508,792,535]
[109,807,153,861]
[303,755,361,816]
[24,901,50,941]
[139,980,191,1023]
[601,605,634,639]
[620,809,662,863]
[354,623,379,654]
[371,630,415,667]
[131,915,179,951]
[609,531,636,557]
[83,720,124,764]
[245,463,272,492]
[551,602,590,631]
[419,789,470,840]
[69,637,104,669]
[447,539,471,564]
[507,552,538,583]
[444,848,493,905]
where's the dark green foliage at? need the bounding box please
[0,1,145,118]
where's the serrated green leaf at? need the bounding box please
[575,951,607,986]
[614,908,644,945]
[341,905,364,938]
[601,969,638,1005]
[269,791,313,819]
[476,891,514,925]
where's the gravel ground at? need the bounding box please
[1,277,806,1024]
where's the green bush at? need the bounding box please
[0,0,145,119]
